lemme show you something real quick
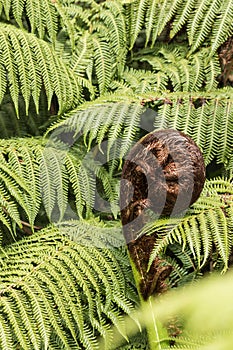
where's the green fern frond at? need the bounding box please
[145,90,233,168]
[2,0,58,42]
[210,0,233,55]
[144,179,233,273]
[115,67,163,94]
[188,0,221,53]
[0,226,137,349]
[93,35,114,94]
[126,0,148,50]
[48,100,145,161]
[131,46,221,92]
[48,90,233,174]
[57,218,124,248]
[167,0,197,39]
[124,0,232,55]
[0,135,123,233]
[163,244,201,287]
[187,0,212,45]
[0,23,82,115]
[71,32,94,78]
[0,0,60,43]
[98,1,127,76]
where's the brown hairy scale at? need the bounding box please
[120,129,205,300]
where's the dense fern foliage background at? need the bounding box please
[0,0,233,349]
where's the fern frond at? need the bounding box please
[187,0,212,45]
[0,0,59,43]
[0,23,82,115]
[98,1,127,76]
[210,0,233,55]
[57,218,124,248]
[71,32,93,78]
[170,0,197,38]
[115,67,163,94]
[0,0,78,44]
[0,226,137,349]
[93,35,113,94]
[188,0,221,53]
[139,89,233,168]
[145,179,233,273]
[132,45,221,92]
[48,100,145,161]
[127,0,148,50]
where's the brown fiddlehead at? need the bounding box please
[120,129,206,300]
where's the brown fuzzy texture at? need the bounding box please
[120,129,206,299]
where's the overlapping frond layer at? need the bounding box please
[0,23,82,116]
[151,91,233,168]
[125,0,233,54]
[131,46,221,92]
[68,1,127,92]
[48,100,145,161]
[0,227,137,349]
[49,92,233,171]
[144,178,233,273]
[0,0,76,44]
[0,134,124,236]
[0,139,81,232]
[110,67,166,94]
[0,138,44,237]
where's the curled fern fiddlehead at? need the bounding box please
[120,129,205,300]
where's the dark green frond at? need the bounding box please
[131,46,221,92]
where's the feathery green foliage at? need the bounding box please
[140,178,233,277]
[0,226,138,349]
[125,0,233,54]
[100,270,233,349]
[0,23,83,115]
[0,0,232,348]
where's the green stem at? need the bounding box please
[128,253,170,350]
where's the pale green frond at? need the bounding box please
[187,0,212,45]
[99,1,127,66]
[57,218,124,248]
[54,2,75,49]
[146,179,233,272]
[132,46,220,92]
[189,0,221,54]
[48,100,145,161]
[92,35,113,94]
[0,0,59,43]
[117,67,162,94]
[64,154,84,219]
[217,101,233,166]
[40,146,68,222]
[127,0,149,49]
[71,32,93,77]
[0,208,13,236]
[136,89,233,168]
[170,0,197,38]
[145,0,175,47]
[0,227,137,349]
[210,0,233,55]
[0,23,82,115]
